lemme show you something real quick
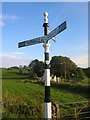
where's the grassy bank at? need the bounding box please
[1,68,89,119]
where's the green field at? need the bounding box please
[1,69,89,119]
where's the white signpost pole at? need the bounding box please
[43,12,51,119]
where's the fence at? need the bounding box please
[58,100,90,120]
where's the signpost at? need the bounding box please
[18,12,67,119]
[18,21,67,47]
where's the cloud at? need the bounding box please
[0,52,24,59]
[0,14,19,20]
[0,21,5,27]
[0,52,31,68]
[1,56,30,68]
[71,55,88,68]
[0,14,19,27]
[13,52,24,55]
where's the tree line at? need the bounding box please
[9,56,90,81]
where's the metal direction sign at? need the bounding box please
[18,36,45,48]
[45,21,67,41]
[18,21,67,48]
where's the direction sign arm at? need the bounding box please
[18,36,45,48]
[45,21,67,41]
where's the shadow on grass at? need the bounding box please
[2,118,44,120]
[51,82,89,98]
[2,77,29,80]
[2,72,29,80]
[32,80,89,98]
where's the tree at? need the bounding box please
[50,56,77,79]
[23,65,28,70]
[28,59,44,77]
[10,66,19,69]
[29,71,38,79]
[74,67,86,81]
[83,67,90,78]
[19,65,23,74]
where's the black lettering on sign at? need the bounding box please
[46,21,66,40]
[18,36,45,48]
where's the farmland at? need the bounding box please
[1,68,89,119]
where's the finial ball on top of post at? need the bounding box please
[44,12,48,24]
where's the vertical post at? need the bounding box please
[65,63,66,82]
[74,109,77,119]
[43,12,51,119]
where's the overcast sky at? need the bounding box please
[0,1,89,68]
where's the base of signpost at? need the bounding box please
[45,102,52,119]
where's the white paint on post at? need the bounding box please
[44,42,50,86]
[45,102,52,119]
[43,43,50,53]
[44,69,50,86]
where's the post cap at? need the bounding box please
[44,12,48,23]
[44,12,48,17]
